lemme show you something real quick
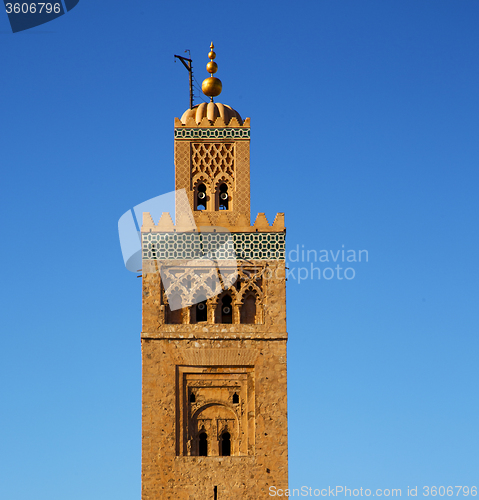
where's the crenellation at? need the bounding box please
[155,212,175,231]
[141,211,285,232]
[199,116,211,127]
[253,212,270,229]
[272,212,285,229]
[228,116,241,127]
[142,212,155,229]
[213,116,226,127]
[185,116,197,127]
[175,117,249,129]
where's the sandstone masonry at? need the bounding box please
[140,101,288,499]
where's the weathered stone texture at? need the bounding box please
[141,338,288,499]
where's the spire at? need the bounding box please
[201,42,222,102]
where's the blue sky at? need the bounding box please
[1,1,478,498]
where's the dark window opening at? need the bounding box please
[240,294,257,324]
[232,392,239,404]
[199,432,208,456]
[189,392,196,403]
[218,183,229,210]
[167,302,183,324]
[196,300,207,322]
[196,183,207,210]
[220,431,231,456]
[221,295,232,324]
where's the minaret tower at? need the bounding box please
[141,43,288,499]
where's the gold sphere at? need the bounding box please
[208,50,216,60]
[202,76,222,97]
[206,61,218,74]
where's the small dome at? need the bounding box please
[181,102,243,126]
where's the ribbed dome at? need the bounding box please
[181,102,243,125]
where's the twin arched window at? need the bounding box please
[194,183,230,211]
[197,430,231,457]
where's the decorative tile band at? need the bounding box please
[174,128,250,140]
[142,232,285,261]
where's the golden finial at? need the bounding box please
[202,41,222,101]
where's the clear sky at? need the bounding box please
[1,1,478,498]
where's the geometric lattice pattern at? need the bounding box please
[142,232,285,261]
[191,143,234,179]
[234,141,251,216]
[175,128,250,139]
[233,232,285,260]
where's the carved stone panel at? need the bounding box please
[177,366,255,457]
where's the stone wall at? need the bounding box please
[141,338,288,499]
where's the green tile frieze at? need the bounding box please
[174,128,250,140]
[142,232,285,261]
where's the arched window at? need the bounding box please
[196,300,207,322]
[191,297,207,324]
[218,183,229,210]
[232,392,239,404]
[189,392,196,403]
[220,295,232,324]
[199,432,208,456]
[240,294,257,324]
[167,296,183,324]
[196,183,207,210]
[220,431,231,456]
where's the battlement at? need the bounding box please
[142,211,285,233]
[175,116,250,129]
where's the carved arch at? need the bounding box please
[213,172,234,190]
[239,285,264,324]
[239,282,263,300]
[215,289,239,324]
[192,174,212,211]
[213,173,234,211]
[191,402,240,440]
[189,402,239,457]
[190,287,209,324]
